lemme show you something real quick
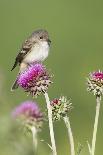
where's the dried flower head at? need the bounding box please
[50,96,72,121]
[17,63,52,97]
[12,101,43,129]
[87,70,103,97]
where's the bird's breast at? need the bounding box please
[23,41,49,64]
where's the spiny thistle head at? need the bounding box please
[12,101,43,129]
[17,63,52,97]
[50,96,72,121]
[87,70,103,97]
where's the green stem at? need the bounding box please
[64,116,75,155]
[31,126,38,153]
[91,96,101,155]
[44,92,57,155]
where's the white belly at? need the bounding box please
[23,41,49,64]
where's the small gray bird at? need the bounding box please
[11,29,51,91]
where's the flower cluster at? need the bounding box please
[50,96,72,121]
[17,63,52,97]
[12,101,43,129]
[87,70,103,97]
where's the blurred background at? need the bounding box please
[0,0,103,155]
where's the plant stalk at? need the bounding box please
[44,92,57,155]
[91,96,101,155]
[31,126,38,153]
[64,116,75,155]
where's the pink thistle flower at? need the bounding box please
[17,63,52,97]
[51,96,72,121]
[87,70,103,97]
[12,101,43,129]
[92,71,103,81]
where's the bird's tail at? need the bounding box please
[11,78,19,91]
[11,63,28,91]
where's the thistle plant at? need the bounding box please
[12,101,43,151]
[51,96,75,155]
[17,63,57,155]
[17,63,52,97]
[87,70,103,155]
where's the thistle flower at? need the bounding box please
[51,96,75,155]
[87,70,103,97]
[12,101,43,129]
[51,96,72,121]
[87,71,102,155]
[17,63,52,97]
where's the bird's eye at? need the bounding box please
[40,36,43,39]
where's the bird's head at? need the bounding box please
[31,29,51,46]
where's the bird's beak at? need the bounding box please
[48,39,51,46]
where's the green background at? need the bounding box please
[0,0,103,155]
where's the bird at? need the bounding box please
[11,29,51,91]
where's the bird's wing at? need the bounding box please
[11,39,34,71]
